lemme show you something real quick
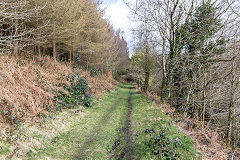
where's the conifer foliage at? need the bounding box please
[0,0,127,72]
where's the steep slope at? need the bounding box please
[0,55,118,128]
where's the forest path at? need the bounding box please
[26,84,200,160]
[110,87,134,160]
[27,84,133,160]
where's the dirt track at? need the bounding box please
[118,88,134,160]
[110,87,134,160]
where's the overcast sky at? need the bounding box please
[102,0,135,53]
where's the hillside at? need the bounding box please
[0,54,118,128]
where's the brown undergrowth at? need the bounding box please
[0,54,118,129]
[135,87,239,160]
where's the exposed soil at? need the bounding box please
[111,87,134,160]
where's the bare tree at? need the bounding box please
[0,0,45,55]
[127,0,240,149]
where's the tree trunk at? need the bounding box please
[202,73,206,126]
[143,71,150,92]
[209,69,213,122]
[69,49,72,63]
[38,44,41,56]
[193,75,196,118]
[161,38,167,100]
[13,41,18,56]
[161,74,166,100]
[43,48,45,56]
[53,40,57,61]
[13,19,19,56]
[227,53,237,149]
[227,101,234,148]
[196,75,199,121]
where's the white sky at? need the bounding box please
[102,0,136,52]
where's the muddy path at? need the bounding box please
[111,87,134,160]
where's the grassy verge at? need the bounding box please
[27,85,130,160]
[130,87,202,159]
[1,84,200,160]
[0,139,13,159]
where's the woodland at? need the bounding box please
[123,0,240,151]
[0,0,129,70]
[0,0,240,159]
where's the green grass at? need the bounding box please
[2,83,200,160]
[130,87,202,160]
[0,139,12,158]
[27,84,131,160]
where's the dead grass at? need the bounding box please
[89,72,118,94]
[137,88,240,160]
[172,114,229,160]
[0,54,118,128]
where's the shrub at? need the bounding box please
[53,72,92,110]
[144,128,182,160]
[90,68,99,77]
[0,99,22,127]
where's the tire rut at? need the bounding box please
[73,97,123,159]
[111,87,134,160]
